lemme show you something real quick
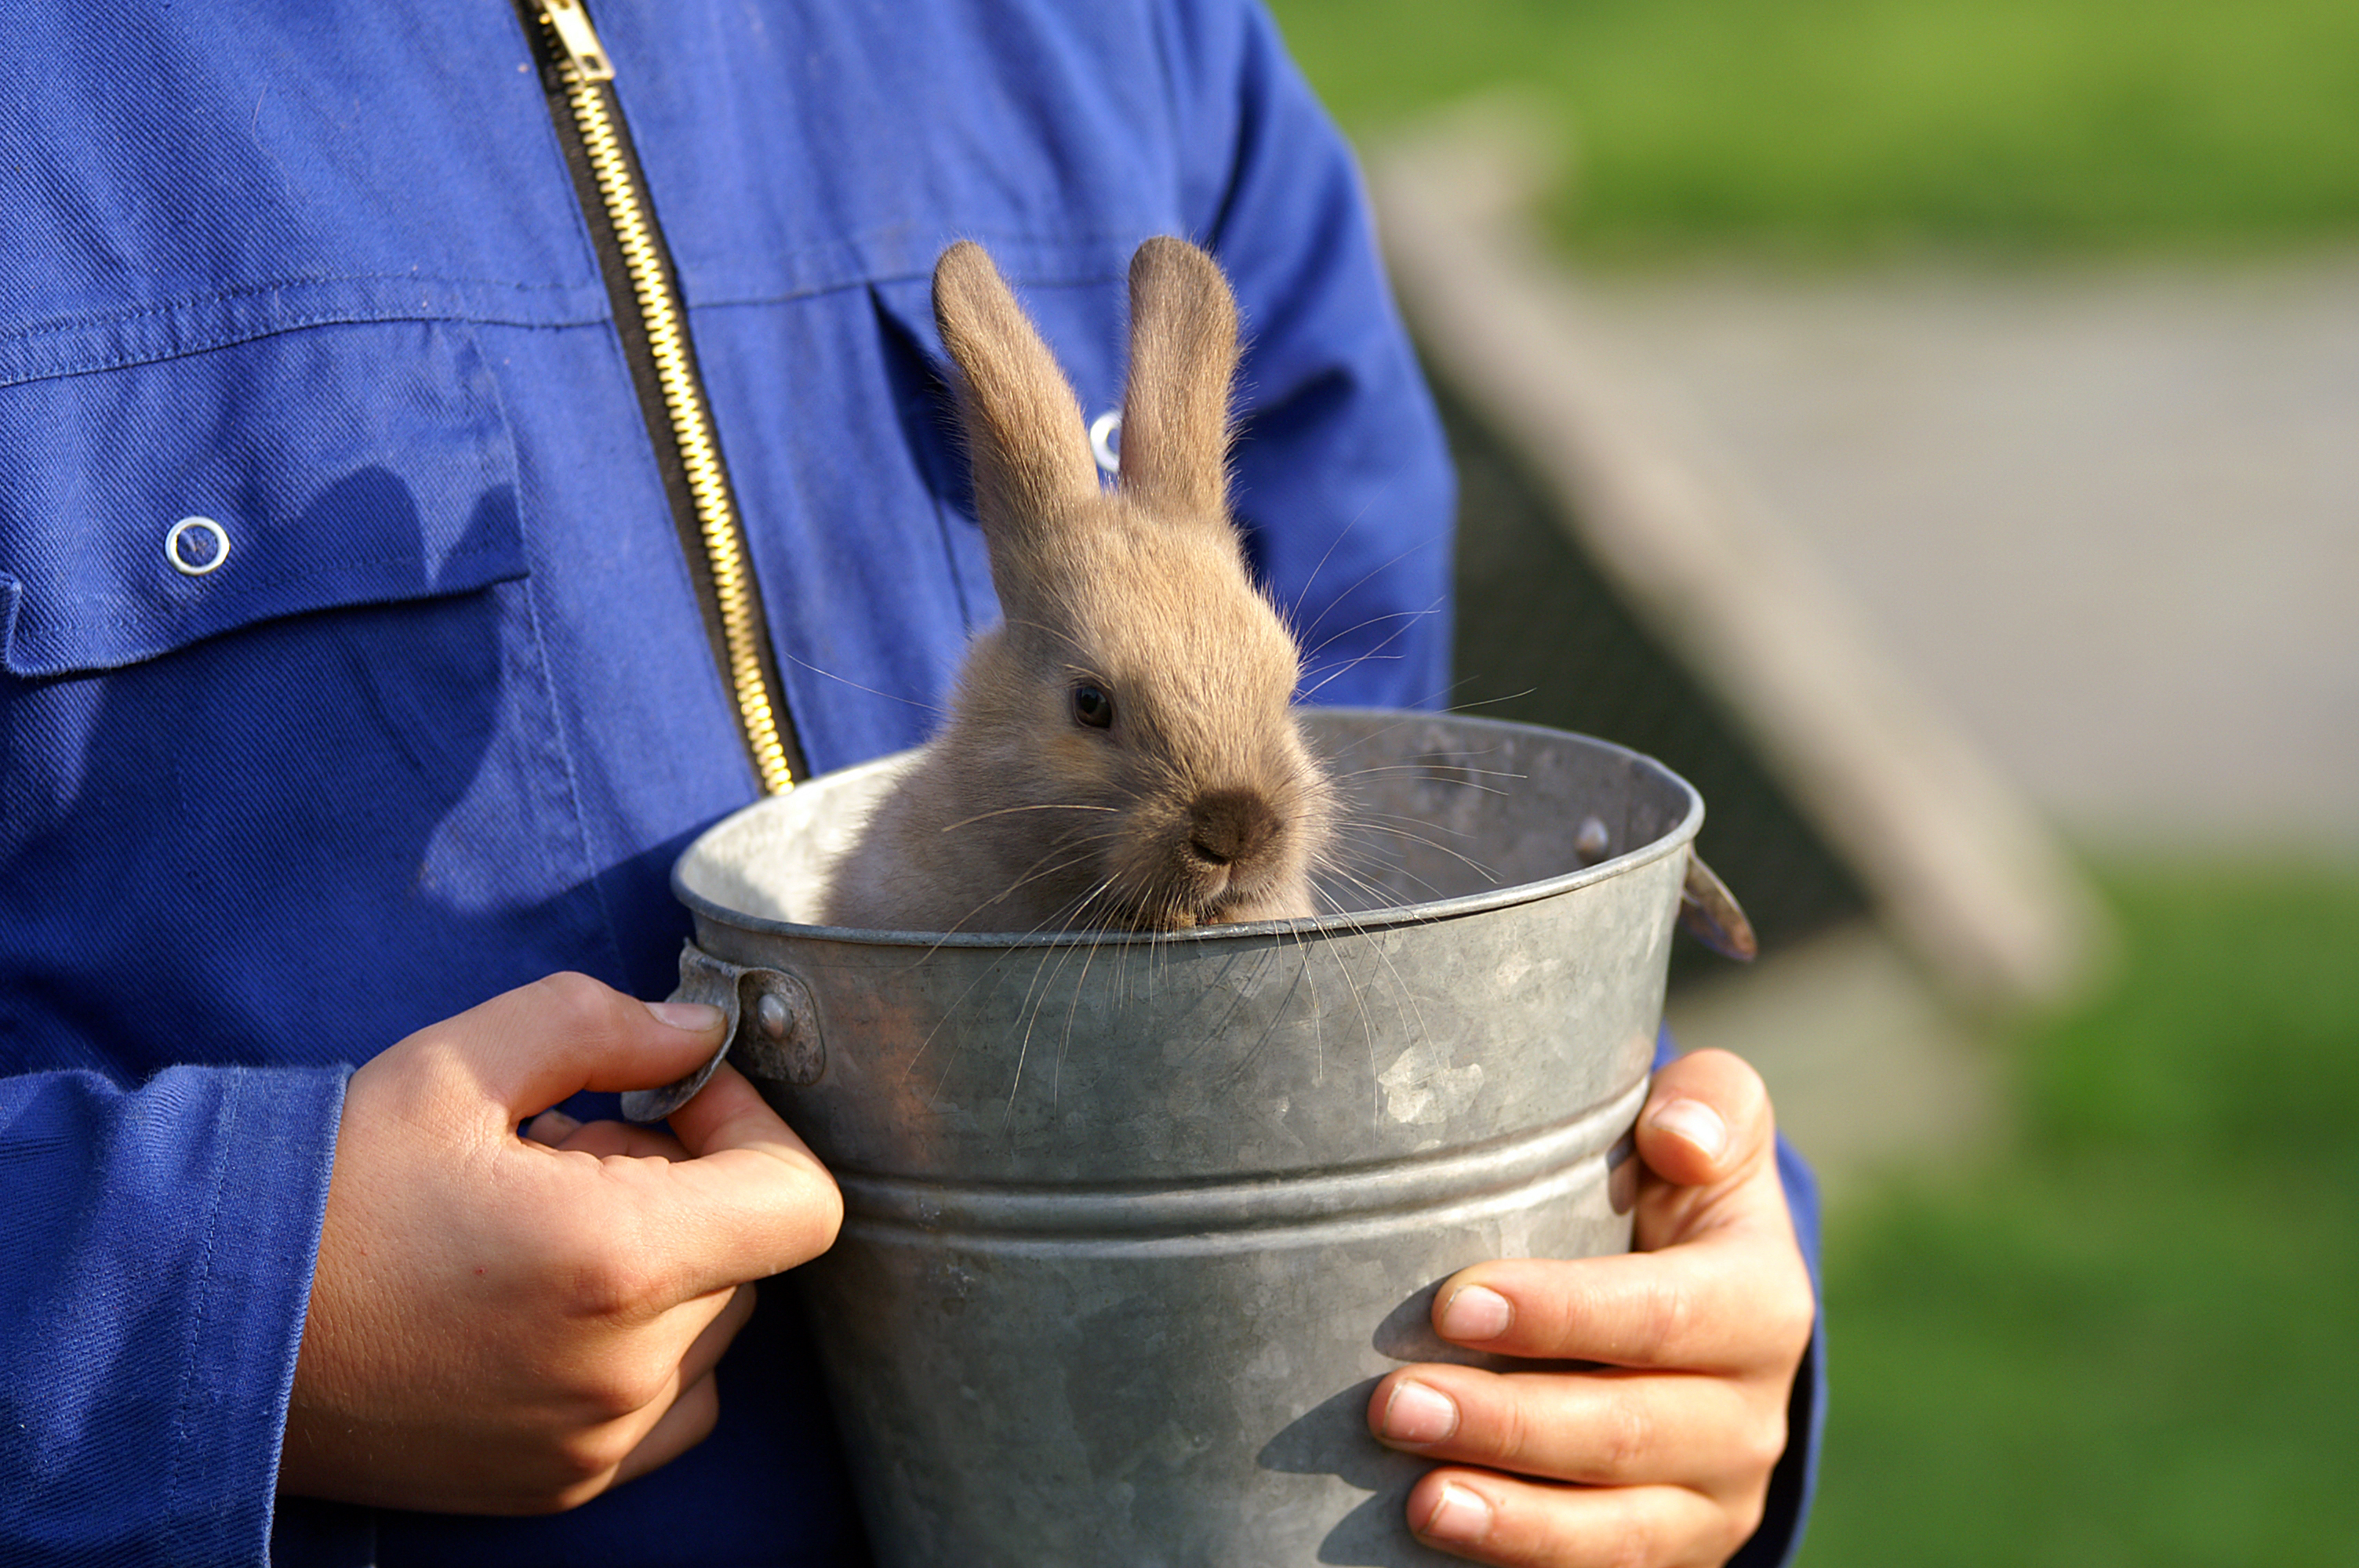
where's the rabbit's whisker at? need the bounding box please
[1346,808,1485,842]
[1048,916,1121,1107]
[1332,761,1524,782]
[1307,877,1433,1079]
[937,802,1119,833]
[1321,846,1449,907]
[780,652,946,716]
[914,872,1123,1107]
[1281,508,1372,638]
[1291,535,1445,649]
[999,875,1127,1119]
[1001,618,1099,662]
[897,848,1121,1094]
[1296,595,1444,700]
[1317,856,1434,912]
[1445,686,1539,711]
[923,843,1104,939]
[1335,821,1502,886]
[1296,605,1439,665]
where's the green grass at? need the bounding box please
[1802,866,2359,1565]
[1265,0,2359,259]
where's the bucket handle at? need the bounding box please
[620,944,825,1123]
[1679,851,1758,962]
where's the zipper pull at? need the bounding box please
[541,0,615,82]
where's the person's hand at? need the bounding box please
[1367,1049,1814,1566]
[278,973,842,1515]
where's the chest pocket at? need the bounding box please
[866,265,1130,517]
[858,263,1129,645]
[0,321,523,677]
[0,320,612,1080]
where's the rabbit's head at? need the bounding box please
[922,237,1335,931]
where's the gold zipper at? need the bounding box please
[536,0,796,794]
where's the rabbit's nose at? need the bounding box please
[1188,789,1279,866]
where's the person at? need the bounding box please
[0,2,1820,1564]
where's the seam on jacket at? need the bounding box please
[0,272,589,347]
[5,543,527,677]
[2,259,1149,387]
[259,1070,349,1523]
[692,250,1138,316]
[692,274,1131,318]
[15,540,521,614]
[0,307,612,391]
[514,572,637,988]
[163,1069,242,1556]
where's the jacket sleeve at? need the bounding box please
[0,1062,348,1566]
[1160,0,1459,713]
[1734,1133,1826,1568]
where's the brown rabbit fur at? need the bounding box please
[821,237,1336,934]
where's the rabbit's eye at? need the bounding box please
[1070,683,1115,730]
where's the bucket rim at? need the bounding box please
[672,709,1704,949]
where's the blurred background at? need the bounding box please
[1261,0,2359,1562]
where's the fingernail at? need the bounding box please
[1438,1283,1513,1342]
[647,1000,724,1032]
[522,1109,580,1145]
[1648,1097,1729,1162]
[1377,1379,1459,1446]
[1419,1481,1492,1545]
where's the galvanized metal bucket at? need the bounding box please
[644,710,1704,1566]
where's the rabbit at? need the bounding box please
[821,236,1338,935]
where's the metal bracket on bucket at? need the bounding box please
[1573,816,1757,963]
[620,944,825,1123]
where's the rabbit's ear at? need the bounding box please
[1118,237,1240,519]
[933,241,1100,535]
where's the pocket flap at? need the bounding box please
[867,263,1130,464]
[0,322,523,679]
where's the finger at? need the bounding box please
[548,1119,692,1162]
[1633,1051,1799,1270]
[605,1063,845,1299]
[536,1350,714,1512]
[609,1367,722,1490]
[524,1109,582,1145]
[547,1284,744,1487]
[661,1058,819,1164]
[420,973,728,1119]
[1427,1229,1816,1375]
[675,1283,758,1391]
[1403,1471,1739,1568]
[1369,1364,1777,1490]
[598,1283,748,1440]
[1633,1049,1774,1192]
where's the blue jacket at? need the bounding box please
[0,2,1817,1563]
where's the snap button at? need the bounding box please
[1089,410,1122,476]
[165,516,231,577]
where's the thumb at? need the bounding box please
[1633,1047,1775,1189]
[413,972,729,1120]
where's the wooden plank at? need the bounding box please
[1366,107,2108,1007]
